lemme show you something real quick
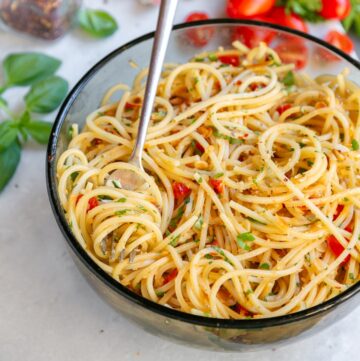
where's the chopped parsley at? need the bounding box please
[208,53,218,61]
[194,215,204,231]
[246,217,267,225]
[307,160,314,167]
[237,232,255,251]
[194,57,205,62]
[245,289,253,296]
[204,254,214,259]
[351,139,359,151]
[214,172,224,179]
[212,127,244,145]
[237,232,255,241]
[169,205,185,229]
[298,167,307,174]
[97,195,113,201]
[117,198,127,203]
[156,291,165,297]
[259,263,270,270]
[184,197,191,204]
[115,209,129,216]
[283,71,295,87]
[112,180,121,189]
[169,235,179,247]
[212,246,232,265]
[197,177,203,184]
[299,142,306,148]
[70,171,79,182]
[349,273,355,281]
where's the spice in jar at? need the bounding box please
[0,0,82,40]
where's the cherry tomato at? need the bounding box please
[185,12,214,47]
[226,0,275,18]
[277,103,292,115]
[320,0,351,20]
[325,30,354,54]
[87,197,99,211]
[163,269,178,284]
[172,182,191,203]
[218,54,240,66]
[209,179,224,194]
[274,40,308,69]
[232,18,275,48]
[266,7,308,33]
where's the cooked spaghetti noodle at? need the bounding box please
[57,42,360,319]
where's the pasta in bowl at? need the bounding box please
[48,20,360,349]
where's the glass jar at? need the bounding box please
[0,0,82,40]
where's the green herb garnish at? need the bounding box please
[283,71,295,87]
[259,263,270,270]
[70,171,79,182]
[246,217,267,225]
[194,215,204,231]
[214,172,224,179]
[98,195,112,201]
[115,209,129,216]
[117,197,127,203]
[351,139,359,151]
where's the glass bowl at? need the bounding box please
[46,20,360,351]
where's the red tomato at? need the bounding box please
[185,12,214,47]
[274,40,308,69]
[277,104,291,115]
[172,182,191,203]
[88,197,99,211]
[218,54,240,66]
[226,0,276,18]
[333,204,344,220]
[231,17,275,48]
[163,269,178,284]
[325,30,354,54]
[320,0,351,20]
[125,102,141,110]
[266,7,308,33]
[209,179,224,194]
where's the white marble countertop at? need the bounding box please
[1,1,359,360]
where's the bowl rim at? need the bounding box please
[47,18,360,329]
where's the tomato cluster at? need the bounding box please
[184,0,354,62]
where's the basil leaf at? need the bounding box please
[25,120,53,144]
[283,71,295,87]
[3,53,61,87]
[0,121,18,151]
[0,140,21,192]
[25,76,68,114]
[78,9,118,38]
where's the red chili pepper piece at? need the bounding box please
[163,269,178,284]
[218,54,240,66]
[172,182,191,203]
[88,197,99,211]
[195,141,205,153]
[277,104,291,115]
[209,179,224,194]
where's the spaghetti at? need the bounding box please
[57,41,360,319]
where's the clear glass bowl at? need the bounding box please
[46,20,360,351]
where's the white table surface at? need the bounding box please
[1,1,359,360]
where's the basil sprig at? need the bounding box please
[78,9,118,38]
[0,52,68,192]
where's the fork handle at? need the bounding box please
[129,0,178,168]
